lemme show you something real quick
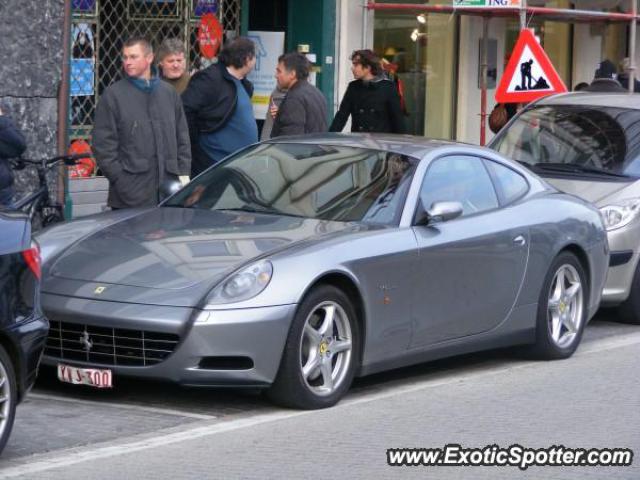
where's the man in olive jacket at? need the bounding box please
[271,52,327,138]
[93,37,191,209]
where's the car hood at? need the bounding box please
[43,207,357,306]
[543,177,637,206]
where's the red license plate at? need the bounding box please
[57,363,113,389]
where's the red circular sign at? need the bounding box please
[198,13,223,59]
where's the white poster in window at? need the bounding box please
[246,31,286,120]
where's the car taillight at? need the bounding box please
[22,241,41,280]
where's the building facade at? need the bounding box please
[3,0,640,216]
[338,0,640,145]
[0,0,65,202]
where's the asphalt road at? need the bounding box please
[0,314,638,479]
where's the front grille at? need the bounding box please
[44,320,180,367]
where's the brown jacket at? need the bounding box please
[271,80,327,138]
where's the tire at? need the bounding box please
[267,285,360,409]
[0,344,17,455]
[616,263,640,325]
[531,252,588,360]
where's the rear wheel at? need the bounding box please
[0,345,17,455]
[267,285,360,409]
[41,207,64,228]
[29,200,64,232]
[531,252,587,359]
[617,263,640,324]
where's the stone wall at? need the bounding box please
[0,0,65,200]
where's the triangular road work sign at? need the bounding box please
[495,29,567,103]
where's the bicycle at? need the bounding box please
[9,154,90,231]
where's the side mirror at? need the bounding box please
[428,201,463,224]
[415,201,463,225]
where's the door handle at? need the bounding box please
[513,235,526,246]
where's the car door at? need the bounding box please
[410,155,529,347]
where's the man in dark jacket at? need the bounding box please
[182,37,257,176]
[0,107,27,207]
[93,37,191,209]
[583,59,627,93]
[330,49,405,134]
[271,52,327,138]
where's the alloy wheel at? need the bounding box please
[0,359,12,441]
[299,301,353,397]
[547,263,584,349]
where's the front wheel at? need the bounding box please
[0,345,17,455]
[267,285,360,409]
[531,252,588,360]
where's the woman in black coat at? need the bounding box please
[0,108,27,206]
[330,49,406,134]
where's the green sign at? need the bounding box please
[453,0,521,7]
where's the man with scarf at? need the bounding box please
[93,37,191,209]
[330,49,406,134]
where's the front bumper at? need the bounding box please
[40,293,295,387]
[601,223,640,305]
[4,313,49,401]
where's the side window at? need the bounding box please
[485,160,529,205]
[420,155,499,217]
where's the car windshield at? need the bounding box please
[490,105,640,178]
[165,143,417,225]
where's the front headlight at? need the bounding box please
[600,199,640,231]
[206,261,273,304]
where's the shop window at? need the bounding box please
[373,0,457,139]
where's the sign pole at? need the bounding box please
[520,0,527,31]
[630,0,637,94]
[480,16,489,146]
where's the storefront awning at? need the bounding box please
[366,2,639,23]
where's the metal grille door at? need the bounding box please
[69,0,241,140]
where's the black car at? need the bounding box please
[0,210,48,454]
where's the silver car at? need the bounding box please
[491,93,640,324]
[37,135,608,409]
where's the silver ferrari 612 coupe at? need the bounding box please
[37,134,609,409]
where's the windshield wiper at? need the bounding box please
[213,206,305,218]
[531,163,632,179]
[214,206,277,214]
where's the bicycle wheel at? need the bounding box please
[29,202,44,232]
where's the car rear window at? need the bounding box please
[491,105,640,177]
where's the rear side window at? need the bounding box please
[485,160,529,205]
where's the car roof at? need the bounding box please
[265,133,462,159]
[534,92,640,109]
